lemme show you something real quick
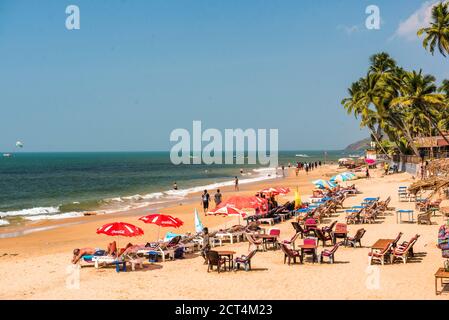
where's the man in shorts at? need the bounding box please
[201,190,210,214]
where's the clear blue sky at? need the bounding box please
[0,0,447,152]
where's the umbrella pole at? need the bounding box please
[117,236,120,258]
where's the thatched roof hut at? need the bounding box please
[408,177,449,196]
[427,158,449,177]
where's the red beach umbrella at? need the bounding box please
[96,221,144,237]
[260,187,290,195]
[139,213,184,241]
[207,205,247,226]
[207,204,247,217]
[218,196,260,209]
[260,187,281,195]
[96,222,144,254]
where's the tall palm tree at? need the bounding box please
[417,2,449,57]
[391,70,449,145]
[341,78,391,157]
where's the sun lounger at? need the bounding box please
[91,256,127,272]
[138,236,182,262]
[258,217,275,225]
[215,230,245,244]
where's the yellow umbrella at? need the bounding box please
[294,186,302,209]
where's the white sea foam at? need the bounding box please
[0,206,60,218]
[0,219,10,226]
[2,166,281,224]
[24,212,84,221]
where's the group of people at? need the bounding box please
[201,189,223,213]
[294,161,322,176]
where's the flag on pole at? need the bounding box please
[194,208,204,233]
[294,186,302,209]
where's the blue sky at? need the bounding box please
[0,0,447,152]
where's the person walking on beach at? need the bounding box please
[384,162,389,175]
[214,189,222,208]
[201,190,210,214]
[305,164,309,175]
[234,176,239,191]
[281,165,285,177]
[295,167,299,176]
[366,167,370,179]
[173,182,178,190]
[200,227,211,263]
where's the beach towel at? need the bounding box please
[164,232,180,242]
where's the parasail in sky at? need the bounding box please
[16,141,24,148]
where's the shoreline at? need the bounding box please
[0,166,283,236]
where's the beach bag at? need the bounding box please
[147,251,159,263]
[94,250,106,256]
[174,247,184,259]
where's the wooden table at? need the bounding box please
[435,268,449,295]
[298,244,317,263]
[256,234,279,250]
[369,239,394,264]
[215,250,236,270]
[371,239,395,250]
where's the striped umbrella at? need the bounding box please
[207,204,247,225]
[331,173,350,182]
[312,179,333,189]
[342,172,357,178]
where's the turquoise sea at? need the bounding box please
[0,151,358,226]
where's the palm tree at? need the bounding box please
[391,70,449,145]
[417,2,449,57]
[341,78,391,157]
[439,79,449,95]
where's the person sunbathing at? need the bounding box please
[72,247,97,264]
[72,241,120,264]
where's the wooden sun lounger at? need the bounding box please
[258,217,275,225]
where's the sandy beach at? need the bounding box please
[0,164,446,300]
